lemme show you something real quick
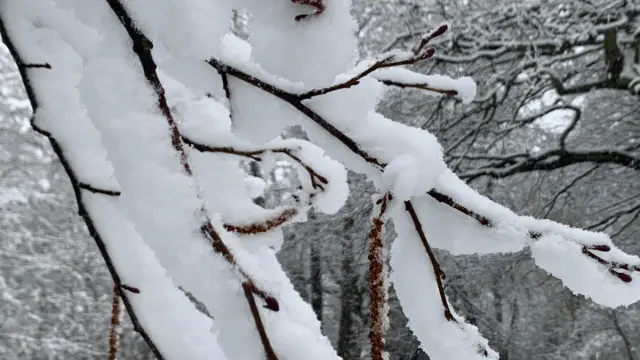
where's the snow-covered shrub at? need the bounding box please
[1,1,639,359]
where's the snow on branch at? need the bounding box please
[0,3,229,359]
[206,34,640,296]
[183,137,342,234]
[203,10,640,358]
[101,0,283,357]
[3,1,640,360]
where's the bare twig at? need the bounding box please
[297,48,436,100]
[404,201,452,321]
[78,183,121,197]
[377,79,459,96]
[415,24,449,54]
[242,282,279,360]
[23,62,52,69]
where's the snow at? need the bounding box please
[85,194,228,360]
[240,0,358,89]
[0,1,229,358]
[4,0,640,359]
[244,175,266,199]
[531,234,640,308]
[0,187,27,205]
[373,67,477,104]
[390,205,499,360]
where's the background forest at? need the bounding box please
[1,0,639,359]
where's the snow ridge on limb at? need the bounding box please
[4,1,640,360]
[88,1,281,358]
[85,1,344,359]
[0,2,227,359]
[112,3,348,359]
[202,7,640,360]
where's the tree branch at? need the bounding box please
[297,47,437,100]
[104,1,279,357]
[0,15,165,360]
[459,148,639,181]
[205,48,640,283]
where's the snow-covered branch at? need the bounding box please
[0,11,167,360]
[3,1,640,360]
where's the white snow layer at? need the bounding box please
[4,1,640,360]
[0,1,229,359]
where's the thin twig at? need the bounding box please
[242,282,279,360]
[404,201,453,321]
[224,208,300,235]
[79,183,121,197]
[292,0,326,21]
[405,201,492,357]
[182,138,329,191]
[378,79,459,96]
[183,137,333,234]
[297,48,436,100]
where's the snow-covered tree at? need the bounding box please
[1,1,639,359]
[350,1,640,357]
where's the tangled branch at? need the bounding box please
[183,136,331,234]
[205,21,639,341]
[105,0,279,355]
[298,47,438,100]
